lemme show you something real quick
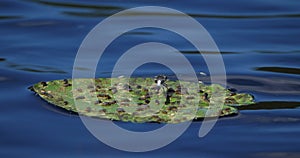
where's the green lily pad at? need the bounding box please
[30,77,255,123]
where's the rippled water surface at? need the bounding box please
[1,0,300,157]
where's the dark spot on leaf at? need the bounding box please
[165,97,170,105]
[230,92,236,96]
[110,100,117,105]
[123,84,132,91]
[102,102,111,106]
[225,98,237,104]
[162,110,168,114]
[145,93,151,99]
[109,87,118,94]
[166,88,175,97]
[203,93,209,102]
[99,109,106,113]
[95,79,102,83]
[63,79,68,84]
[221,108,232,115]
[41,81,47,87]
[145,100,150,104]
[40,90,52,98]
[63,83,72,87]
[97,94,111,99]
[151,115,159,119]
[45,93,53,98]
[107,95,112,99]
[136,85,142,89]
[117,108,125,113]
[142,88,149,93]
[167,106,177,112]
[94,100,102,104]
[76,96,85,100]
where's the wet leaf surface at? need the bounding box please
[31,77,255,123]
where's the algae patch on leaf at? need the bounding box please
[30,77,255,123]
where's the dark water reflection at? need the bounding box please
[256,67,300,75]
[1,0,300,157]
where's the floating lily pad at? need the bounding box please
[30,77,255,123]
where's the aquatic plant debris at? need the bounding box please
[30,77,255,123]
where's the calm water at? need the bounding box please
[1,0,300,157]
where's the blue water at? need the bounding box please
[1,0,300,157]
